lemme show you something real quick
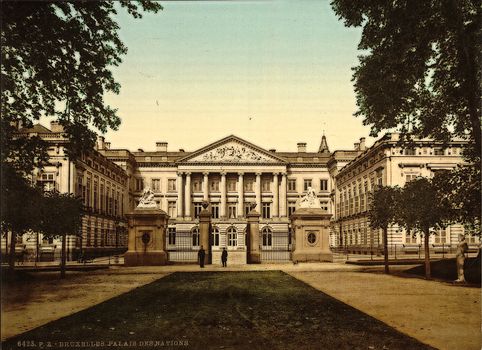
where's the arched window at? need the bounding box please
[262,227,272,247]
[227,227,237,247]
[211,226,220,247]
[192,227,200,247]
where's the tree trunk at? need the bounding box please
[9,231,16,271]
[424,229,431,279]
[383,226,389,274]
[60,233,66,279]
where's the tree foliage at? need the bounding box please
[330,0,481,160]
[368,186,401,274]
[1,0,162,167]
[399,177,452,278]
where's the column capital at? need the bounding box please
[273,172,279,176]
[177,172,184,176]
[255,172,262,176]
[238,172,244,176]
[220,171,227,176]
[280,172,287,177]
[203,171,210,176]
[185,171,191,176]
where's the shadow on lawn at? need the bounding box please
[404,257,481,286]
[3,271,434,350]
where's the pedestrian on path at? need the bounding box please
[198,246,205,268]
[221,247,228,267]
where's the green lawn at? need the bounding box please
[3,271,433,350]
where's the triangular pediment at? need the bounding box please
[177,135,286,164]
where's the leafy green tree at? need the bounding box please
[368,186,401,274]
[40,191,83,278]
[330,0,481,160]
[399,178,452,279]
[1,1,161,249]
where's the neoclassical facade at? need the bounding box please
[99,134,339,263]
[330,133,477,253]
[3,122,476,263]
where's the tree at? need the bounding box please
[368,186,401,274]
[1,165,43,271]
[399,178,451,279]
[330,0,481,160]
[1,1,161,249]
[40,191,83,278]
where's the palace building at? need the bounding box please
[3,122,476,263]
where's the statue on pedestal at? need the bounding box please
[299,187,321,209]
[455,234,469,283]
[137,187,157,209]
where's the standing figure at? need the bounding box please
[455,235,469,283]
[198,245,206,268]
[221,247,228,267]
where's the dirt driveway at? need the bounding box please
[287,270,481,350]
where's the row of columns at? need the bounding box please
[177,172,287,218]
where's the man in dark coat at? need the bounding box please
[198,245,205,268]
[221,247,228,267]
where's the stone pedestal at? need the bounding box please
[291,208,332,262]
[124,208,169,266]
[199,207,211,265]
[247,209,261,264]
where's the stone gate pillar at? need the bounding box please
[124,208,169,266]
[247,204,261,263]
[199,201,211,265]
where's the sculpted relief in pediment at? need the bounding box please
[189,143,275,163]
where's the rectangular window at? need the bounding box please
[244,179,254,192]
[303,179,312,191]
[227,179,236,192]
[288,179,297,192]
[320,179,328,191]
[76,176,83,197]
[262,202,271,219]
[37,173,57,192]
[168,201,176,217]
[228,204,237,219]
[210,179,220,192]
[406,174,418,183]
[288,201,296,216]
[211,203,220,219]
[404,148,416,156]
[193,203,203,218]
[93,179,98,211]
[168,179,176,191]
[135,178,144,191]
[100,183,105,213]
[151,178,160,191]
[261,179,270,192]
[86,176,92,208]
[168,228,176,246]
[192,178,202,192]
[434,229,447,244]
[244,203,252,217]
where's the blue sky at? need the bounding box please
[103,1,373,152]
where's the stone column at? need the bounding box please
[184,172,191,218]
[238,172,244,217]
[255,172,262,211]
[203,172,209,201]
[220,172,226,218]
[247,205,261,263]
[280,172,287,217]
[199,202,211,265]
[273,172,279,217]
[177,172,183,218]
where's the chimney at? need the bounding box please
[156,142,168,152]
[359,137,366,151]
[179,149,185,152]
[137,148,144,152]
[269,148,276,152]
[297,142,307,153]
[96,135,105,150]
[50,121,64,132]
[354,142,360,151]
[104,142,111,150]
